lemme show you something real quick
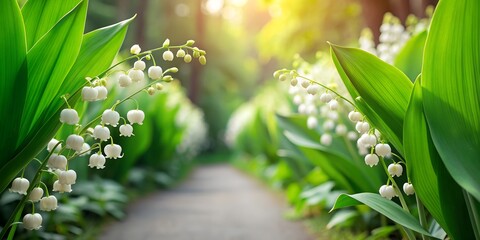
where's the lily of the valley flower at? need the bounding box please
[119,124,134,137]
[348,111,362,122]
[93,125,111,142]
[129,69,144,82]
[163,50,174,61]
[47,154,67,171]
[52,180,72,193]
[403,182,415,195]
[102,109,120,127]
[388,163,403,177]
[118,74,132,87]
[60,108,80,125]
[89,153,106,169]
[95,86,108,100]
[364,154,379,167]
[379,185,397,200]
[23,213,42,230]
[28,187,44,202]
[58,170,77,185]
[130,44,141,55]
[66,134,84,151]
[148,66,163,80]
[133,60,146,70]
[82,86,98,101]
[375,143,391,157]
[47,138,62,152]
[9,177,30,195]
[127,110,145,125]
[40,196,58,211]
[104,144,123,159]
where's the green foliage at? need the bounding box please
[393,30,427,81]
[0,0,133,194]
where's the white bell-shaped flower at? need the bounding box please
[359,133,377,147]
[163,50,174,61]
[379,185,397,200]
[403,183,415,195]
[364,154,379,167]
[148,66,163,80]
[306,84,320,95]
[66,134,84,151]
[47,138,62,152]
[388,163,403,177]
[119,124,134,137]
[78,143,90,156]
[60,108,79,125]
[133,60,146,70]
[323,120,335,131]
[375,143,391,157]
[28,187,44,202]
[319,92,333,103]
[23,213,42,230]
[328,99,339,110]
[320,134,333,146]
[130,44,141,55]
[82,86,98,101]
[40,196,58,211]
[47,154,67,171]
[9,177,29,195]
[355,121,370,134]
[306,116,318,129]
[129,69,144,82]
[93,125,110,142]
[58,170,77,185]
[127,110,145,125]
[300,79,310,88]
[104,144,123,159]
[89,153,106,169]
[348,111,362,122]
[52,180,72,193]
[102,109,120,127]
[95,86,108,100]
[347,131,358,140]
[335,124,347,136]
[118,74,132,87]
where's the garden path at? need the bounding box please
[100,164,315,240]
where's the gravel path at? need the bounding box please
[101,164,315,240]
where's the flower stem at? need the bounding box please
[295,74,355,107]
[416,195,431,240]
[380,157,410,212]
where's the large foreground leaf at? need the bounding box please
[0,0,27,168]
[404,79,475,239]
[331,193,434,237]
[330,45,413,155]
[422,0,480,201]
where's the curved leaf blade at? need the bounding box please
[331,193,434,237]
[0,0,27,173]
[330,44,413,155]
[394,30,427,82]
[422,0,480,201]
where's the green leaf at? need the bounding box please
[19,0,88,142]
[0,0,27,193]
[22,0,82,49]
[422,0,480,201]
[404,78,475,240]
[331,193,434,237]
[330,44,413,155]
[394,30,427,81]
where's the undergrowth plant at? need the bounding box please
[0,0,206,238]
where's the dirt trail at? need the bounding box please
[101,164,315,240]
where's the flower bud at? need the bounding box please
[162,38,170,48]
[186,40,195,46]
[133,60,146,71]
[147,87,156,95]
[176,49,186,58]
[155,83,164,91]
[130,44,141,55]
[306,84,320,95]
[184,54,192,63]
[199,55,207,65]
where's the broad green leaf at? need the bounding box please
[22,0,82,49]
[331,193,434,237]
[19,0,87,142]
[0,0,27,167]
[422,0,480,201]
[394,30,427,81]
[330,44,413,155]
[404,79,475,240]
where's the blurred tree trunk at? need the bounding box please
[359,0,391,43]
[117,0,129,22]
[389,0,410,23]
[135,0,148,46]
[188,0,204,104]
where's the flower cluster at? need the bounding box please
[274,57,414,201]
[9,40,206,231]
